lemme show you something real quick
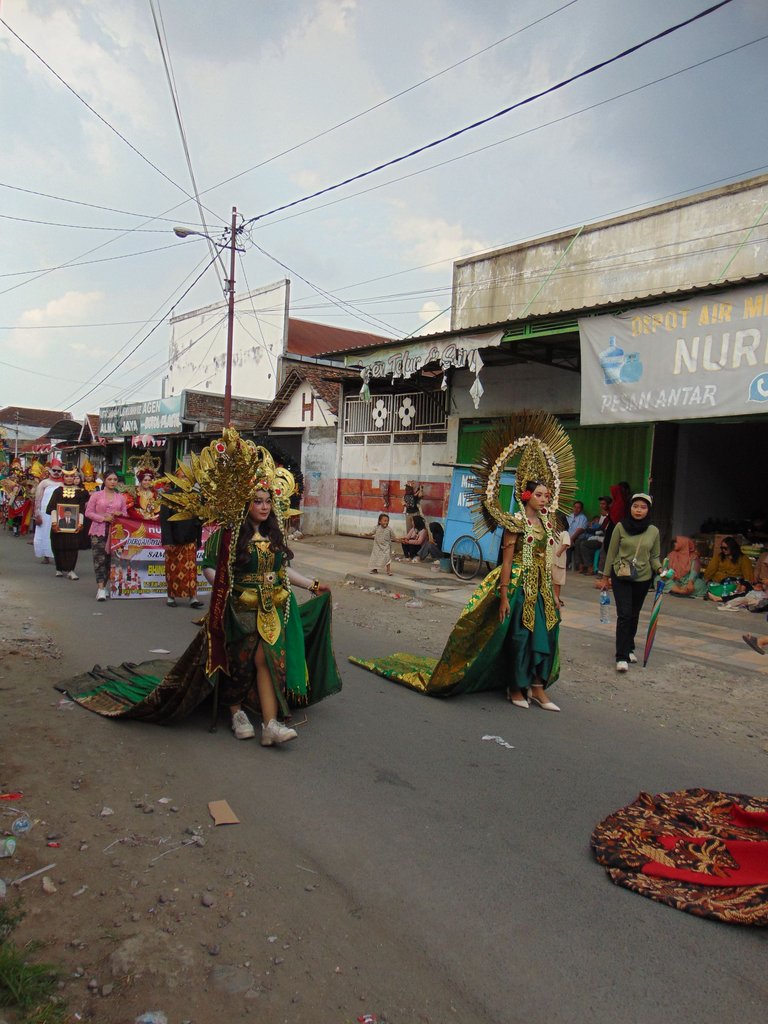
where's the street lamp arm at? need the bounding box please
[172,206,240,428]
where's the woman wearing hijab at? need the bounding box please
[601,493,661,672]
[701,536,753,601]
[663,536,701,597]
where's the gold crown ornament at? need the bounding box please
[128,449,162,481]
[467,410,576,538]
[160,428,298,531]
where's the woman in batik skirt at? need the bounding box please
[160,481,203,609]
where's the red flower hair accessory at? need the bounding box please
[521,489,533,502]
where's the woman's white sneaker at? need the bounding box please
[261,719,298,746]
[96,588,107,601]
[68,571,79,580]
[616,660,629,673]
[628,652,638,664]
[231,710,255,740]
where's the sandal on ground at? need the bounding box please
[506,688,529,709]
[743,634,765,655]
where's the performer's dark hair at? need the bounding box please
[524,479,547,492]
[413,514,426,531]
[235,503,293,566]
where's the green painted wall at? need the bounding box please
[457,420,653,518]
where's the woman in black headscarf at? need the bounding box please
[601,493,661,673]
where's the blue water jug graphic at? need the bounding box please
[620,352,643,383]
[599,336,625,385]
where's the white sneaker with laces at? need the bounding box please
[616,660,629,673]
[231,710,255,740]
[55,571,63,577]
[96,588,107,601]
[68,571,79,580]
[628,652,637,664]
[261,718,298,746]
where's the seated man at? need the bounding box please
[566,501,588,569]
[572,496,611,573]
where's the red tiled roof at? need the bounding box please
[286,318,392,357]
[0,406,72,429]
[253,365,359,429]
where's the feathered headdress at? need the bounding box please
[467,410,577,538]
[160,428,298,531]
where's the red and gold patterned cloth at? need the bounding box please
[591,789,768,925]
[164,543,198,598]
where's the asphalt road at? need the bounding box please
[3,533,767,1024]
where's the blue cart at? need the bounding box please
[442,466,516,580]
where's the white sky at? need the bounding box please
[1,0,766,419]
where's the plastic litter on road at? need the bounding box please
[482,734,515,750]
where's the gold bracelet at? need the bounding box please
[309,578,320,594]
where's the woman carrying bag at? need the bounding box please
[601,493,661,673]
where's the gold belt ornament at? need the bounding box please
[239,571,276,584]
[232,582,289,646]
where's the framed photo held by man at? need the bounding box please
[56,503,80,533]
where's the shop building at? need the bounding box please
[334,173,768,552]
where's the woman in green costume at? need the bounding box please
[206,487,332,745]
[498,479,561,711]
[350,412,574,710]
[60,432,342,740]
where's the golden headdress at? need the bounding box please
[161,428,298,531]
[129,449,161,481]
[467,411,576,538]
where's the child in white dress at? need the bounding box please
[367,513,395,575]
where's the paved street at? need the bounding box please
[1,530,766,1023]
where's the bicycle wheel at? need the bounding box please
[450,535,483,581]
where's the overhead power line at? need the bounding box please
[248,239,403,338]
[0,239,196,280]
[244,1,735,227]
[202,0,582,196]
[257,35,767,232]
[0,182,201,224]
[0,16,225,225]
[0,357,125,390]
[0,212,170,232]
[58,251,222,408]
[148,0,225,291]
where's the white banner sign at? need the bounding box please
[579,284,768,424]
[355,330,503,380]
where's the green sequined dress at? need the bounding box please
[58,529,342,721]
[351,519,560,696]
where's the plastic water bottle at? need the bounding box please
[599,590,611,623]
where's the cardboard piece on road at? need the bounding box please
[208,800,240,826]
